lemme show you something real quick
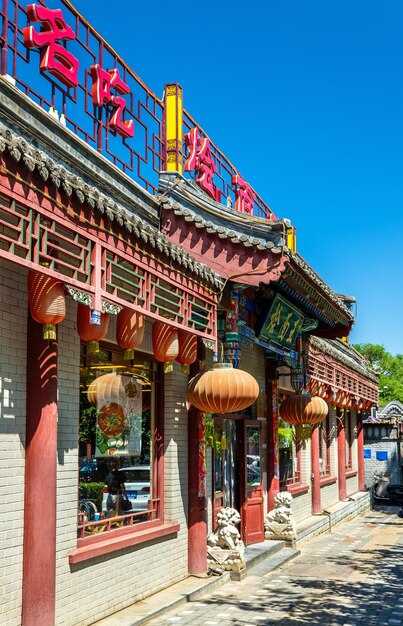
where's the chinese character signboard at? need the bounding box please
[257,294,303,352]
[0,0,277,219]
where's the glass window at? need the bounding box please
[319,415,331,476]
[246,425,261,487]
[78,343,158,537]
[279,419,301,489]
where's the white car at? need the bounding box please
[102,466,150,514]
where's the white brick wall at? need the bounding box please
[0,260,27,626]
[54,313,190,626]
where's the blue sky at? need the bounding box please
[71,0,403,354]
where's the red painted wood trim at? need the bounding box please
[319,475,337,487]
[266,362,279,511]
[356,412,365,491]
[188,352,207,575]
[337,410,347,500]
[69,523,180,564]
[286,483,309,496]
[311,424,321,514]
[22,316,58,626]
[346,470,358,479]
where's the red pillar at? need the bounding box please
[266,362,279,511]
[188,352,207,575]
[188,406,207,574]
[311,424,321,514]
[337,411,347,501]
[356,411,365,491]
[22,315,58,626]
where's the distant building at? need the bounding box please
[363,401,403,486]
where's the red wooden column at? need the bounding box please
[266,361,279,511]
[188,350,207,575]
[337,410,347,501]
[22,314,58,626]
[356,411,365,491]
[311,424,321,514]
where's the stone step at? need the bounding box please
[247,546,301,578]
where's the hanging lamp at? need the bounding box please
[116,308,145,360]
[77,303,109,354]
[152,321,179,371]
[176,329,197,373]
[187,362,259,414]
[28,270,66,340]
[87,372,127,406]
[279,393,328,426]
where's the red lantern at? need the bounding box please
[176,330,197,370]
[152,322,179,363]
[334,390,352,409]
[116,308,145,360]
[77,303,109,353]
[187,362,259,414]
[28,270,66,339]
[280,394,328,426]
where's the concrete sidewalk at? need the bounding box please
[143,506,403,626]
[91,540,298,626]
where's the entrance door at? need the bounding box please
[240,421,264,544]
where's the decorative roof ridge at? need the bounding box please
[288,251,353,319]
[161,196,284,252]
[158,171,286,252]
[0,122,224,290]
[309,336,379,383]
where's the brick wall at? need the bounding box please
[54,309,190,626]
[0,260,27,626]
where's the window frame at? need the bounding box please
[71,342,173,562]
[319,412,331,478]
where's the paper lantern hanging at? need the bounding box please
[152,321,179,371]
[116,308,145,360]
[176,330,197,373]
[334,390,352,409]
[187,362,259,414]
[77,303,109,354]
[28,270,66,340]
[279,393,328,426]
[87,372,126,406]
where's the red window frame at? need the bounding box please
[69,343,176,563]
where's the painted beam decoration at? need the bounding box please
[1,0,277,218]
[258,294,304,351]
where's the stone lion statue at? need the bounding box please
[265,491,297,541]
[208,507,244,554]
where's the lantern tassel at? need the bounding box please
[87,340,100,355]
[43,323,56,341]
[181,364,190,375]
[123,349,134,361]
[164,362,174,374]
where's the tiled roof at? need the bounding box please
[0,122,224,289]
[309,336,379,383]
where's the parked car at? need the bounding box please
[102,466,151,513]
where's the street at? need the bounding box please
[146,508,403,626]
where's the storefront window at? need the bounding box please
[319,414,331,476]
[246,425,261,486]
[279,420,301,488]
[78,343,158,537]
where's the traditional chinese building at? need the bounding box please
[0,2,378,626]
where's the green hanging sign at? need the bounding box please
[258,294,304,350]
